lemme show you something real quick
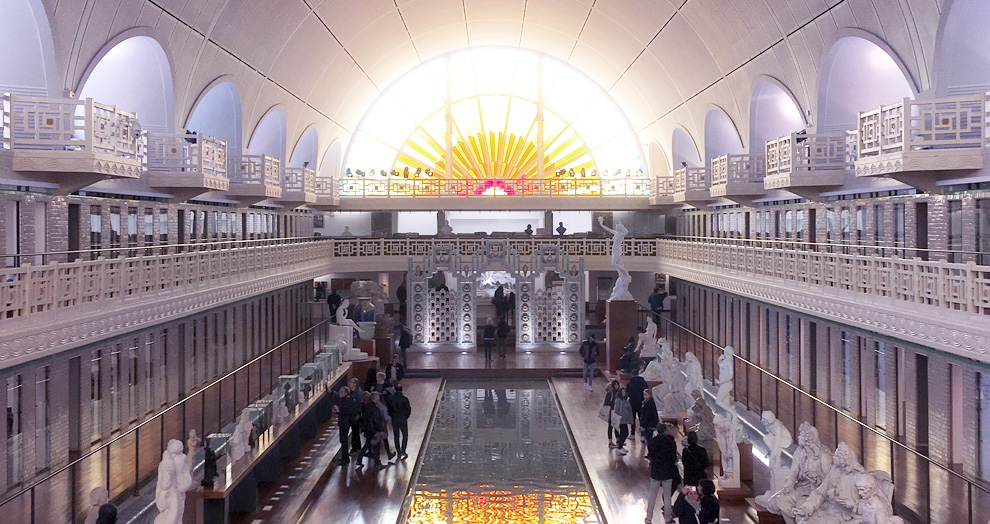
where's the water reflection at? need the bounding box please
[408,380,599,523]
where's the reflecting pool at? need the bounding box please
[407,380,600,524]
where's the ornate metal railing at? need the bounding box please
[145,133,227,178]
[857,94,990,157]
[336,176,652,197]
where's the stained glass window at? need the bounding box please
[345,49,644,194]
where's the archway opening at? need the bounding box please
[187,81,242,174]
[78,36,174,133]
[289,127,319,168]
[704,109,743,169]
[935,0,990,96]
[248,109,287,164]
[0,0,57,97]
[750,81,804,150]
[671,127,702,170]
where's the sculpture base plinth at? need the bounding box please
[714,482,751,503]
[605,300,637,373]
[746,499,786,523]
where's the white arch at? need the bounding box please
[320,141,343,179]
[749,80,805,151]
[77,35,175,133]
[934,0,990,96]
[289,126,319,168]
[187,80,242,167]
[817,35,915,133]
[248,108,287,164]
[671,127,702,171]
[704,107,743,169]
[0,0,57,96]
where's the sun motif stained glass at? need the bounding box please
[344,48,643,194]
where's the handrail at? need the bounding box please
[0,318,332,509]
[655,314,990,498]
[661,234,990,258]
[0,235,327,261]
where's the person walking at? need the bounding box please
[603,380,620,448]
[333,386,361,463]
[580,334,600,391]
[496,319,510,358]
[482,318,497,362]
[612,387,634,456]
[386,384,412,459]
[682,431,711,487]
[626,368,648,436]
[373,390,396,461]
[397,324,412,367]
[347,378,363,453]
[648,286,666,324]
[646,423,681,524]
[396,282,407,324]
[639,388,660,454]
[357,392,386,470]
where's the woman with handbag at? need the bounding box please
[612,387,634,455]
[602,380,620,449]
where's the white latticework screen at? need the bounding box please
[533,286,566,343]
[427,288,458,343]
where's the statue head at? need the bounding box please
[722,346,734,359]
[761,411,777,426]
[833,442,863,472]
[855,473,878,499]
[166,438,184,455]
[797,422,820,447]
[89,487,109,506]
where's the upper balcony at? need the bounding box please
[854,94,990,191]
[332,175,654,210]
[228,154,282,205]
[279,166,317,208]
[145,132,229,201]
[708,154,766,203]
[1,94,141,193]
[672,167,712,206]
[764,133,853,197]
[312,177,339,209]
[651,177,674,206]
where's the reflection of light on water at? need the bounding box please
[408,486,594,523]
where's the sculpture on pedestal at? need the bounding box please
[185,429,200,471]
[660,368,693,416]
[768,422,833,519]
[84,487,109,524]
[154,439,192,524]
[686,390,717,459]
[598,216,633,301]
[350,280,380,340]
[755,411,794,512]
[273,395,290,425]
[635,318,659,358]
[228,410,253,462]
[715,346,735,413]
[794,442,868,523]
[683,352,703,396]
[332,299,369,361]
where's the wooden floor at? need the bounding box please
[553,376,765,524]
[294,378,443,524]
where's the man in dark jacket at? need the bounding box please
[496,319,510,358]
[327,289,342,322]
[385,384,412,459]
[579,334,599,391]
[332,386,362,462]
[385,354,405,385]
[398,325,412,366]
[625,368,649,436]
[682,431,711,487]
[357,391,386,470]
[638,387,660,453]
[646,423,681,524]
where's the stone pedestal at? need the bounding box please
[374,336,393,361]
[739,441,753,483]
[357,339,375,357]
[605,300,637,373]
[746,499,786,523]
[348,357,380,387]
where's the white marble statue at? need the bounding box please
[84,487,109,524]
[641,358,664,382]
[714,411,742,489]
[336,299,360,333]
[716,346,735,412]
[330,299,368,361]
[794,442,867,524]
[635,318,659,358]
[228,410,253,462]
[855,472,903,524]
[768,422,834,519]
[154,439,192,524]
[683,352,703,396]
[186,429,201,471]
[755,411,794,512]
[660,369,693,416]
[598,216,634,301]
[273,395,290,425]
[686,390,717,458]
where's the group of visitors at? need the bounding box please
[481,317,512,361]
[597,362,719,524]
[492,285,516,324]
[332,354,412,470]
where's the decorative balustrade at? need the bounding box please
[145,133,229,195]
[335,176,652,198]
[0,94,142,183]
[0,238,330,325]
[855,93,990,177]
[709,154,766,198]
[764,133,852,190]
[228,154,282,201]
[672,167,711,204]
[280,166,317,206]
